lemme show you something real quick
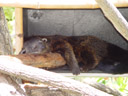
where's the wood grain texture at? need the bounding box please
[96,0,128,40]
[15,8,23,54]
[9,53,66,68]
[0,0,128,9]
[0,55,112,96]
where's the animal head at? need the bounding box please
[20,37,50,54]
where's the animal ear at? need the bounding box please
[42,38,47,43]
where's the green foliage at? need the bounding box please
[72,77,128,95]
[97,77,128,95]
[3,7,15,21]
[3,7,15,34]
[3,7,15,46]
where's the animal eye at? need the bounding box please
[19,49,26,54]
[42,38,47,42]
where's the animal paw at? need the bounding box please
[72,68,81,75]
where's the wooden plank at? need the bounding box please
[51,70,128,77]
[55,72,128,77]
[14,8,23,54]
[0,0,128,9]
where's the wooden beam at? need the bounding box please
[0,0,128,9]
[0,56,112,96]
[14,8,23,54]
[96,0,128,40]
[10,53,66,68]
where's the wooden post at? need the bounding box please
[15,8,23,54]
[95,0,128,40]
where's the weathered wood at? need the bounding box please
[24,81,122,96]
[0,8,13,55]
[0,56,112,96]
[0,73,26,96]
[95,0,128,40]
[0,0,128,9]
[84,80,122,96]
[10,53,66,68]
[0,7,26,96]
[24,84,81,96]
[14,8,23,54]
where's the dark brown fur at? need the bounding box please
[20,35,128,74]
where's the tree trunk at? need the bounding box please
[0,7,26,96]
[0,8,13,55]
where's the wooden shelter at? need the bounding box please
[0,0,128,76]
[0,0,128,53]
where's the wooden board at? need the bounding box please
[14,8,23,54]
[50,68,128,77]
[0,0,128,9]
